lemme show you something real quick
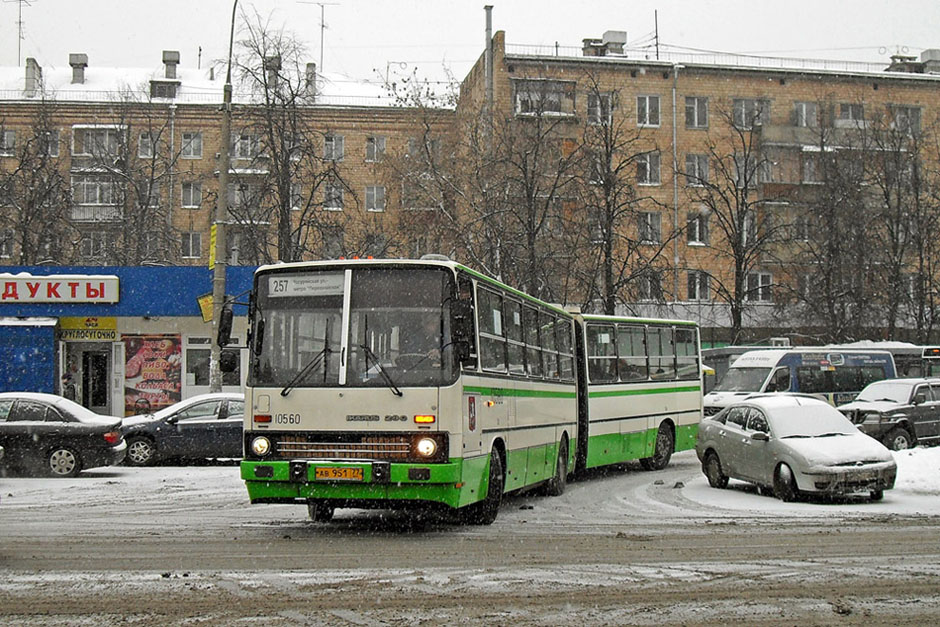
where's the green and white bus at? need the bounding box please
[222,258,702,524]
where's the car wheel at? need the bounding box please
[48,447,82,478]
[640,423,674,471]
[544,437,568,497]
[870,490,884,501]
[703,451,729,489]
[461,449,504,525]
[307,500,335,522]
[126,436,156,466]
[884,427,913,451]
[773,463,799,502]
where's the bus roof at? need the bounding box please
[580,314,698,327]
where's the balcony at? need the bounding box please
[70,204,123,222]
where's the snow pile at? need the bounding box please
[893,446,940,494]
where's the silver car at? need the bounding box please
[695,395,897,501]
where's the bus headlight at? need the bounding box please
[251,436,272,456]
[415,437,438,458]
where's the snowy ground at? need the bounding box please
[2,448,940,625]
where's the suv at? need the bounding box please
[838,378,940,450]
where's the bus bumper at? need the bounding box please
[241,457,485,510]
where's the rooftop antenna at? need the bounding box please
[300,1,338,74]
[3,0,35,66]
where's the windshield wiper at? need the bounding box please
[816,432,849,437]
[280,348,332,397]
[359,344,403,397]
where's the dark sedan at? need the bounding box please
[122,393,244,465]
[0,393,126,477]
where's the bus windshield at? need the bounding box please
[250,267,457,388]
[713,367,771,392]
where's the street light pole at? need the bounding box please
[210,0,238,393]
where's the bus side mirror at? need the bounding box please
[220,348,239,373]
[217,302,234,347]
[450,297,475,366]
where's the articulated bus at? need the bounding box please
[221,258,702,524]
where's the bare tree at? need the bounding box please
[685,102,788,343]
[227,11,353,264]
[575,76,674,314]
[0,99,75,263]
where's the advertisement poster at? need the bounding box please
[122,334,182,415]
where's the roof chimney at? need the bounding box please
[69,53,88,84]
[264,55,281,85]
[922,49,940,74]
[163,50,180,79]
[305,63,317,99]
[602,30,627,55]
[25,57,42,96]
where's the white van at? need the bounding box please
[703,349,896,416]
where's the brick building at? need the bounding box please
[3,29,940,345]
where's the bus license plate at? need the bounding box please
[315,466,364,482]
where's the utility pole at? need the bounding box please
[210,0,238,393]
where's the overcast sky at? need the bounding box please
[1,0,938,85]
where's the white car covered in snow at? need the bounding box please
[696,395,896,501]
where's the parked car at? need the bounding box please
[0,392,125,477]
[695,395,896,501]
[838,378,940,451]
[122,393,244,465]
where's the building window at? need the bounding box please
[792,215,810,241]
[687,271,710,301]
[324,182,344,210]
[587,93,612,125]
[324,134,344,161]
[0,228,13,258]
[839,103,864,122]
[366,136,385,162]
[290,183,303,210]
[637,151,661,185]
[227,182,259,210]
[39,130,59,157]
[801,154,820,183]
[138,132,154,159]
[81,232,108,259]
[746,272,772,302]
[232,132,260,160]
[0,180,12,206]
[637,95,660,127]
[638,212,662,244]
[685,153,708,186]
[891,105,922,134]
[513,79,576,116]
[794,101,818,127]
[687,211,709,245]
[185,337,240,387]
[365,186,385,212]
[0,129,15,156]
[181,232,201,259]
[733,98,768,129]
[72,174,118,205]
[181,182,201,208]
[72,126,123,158]
[685,96,708,129]
[638,271,663,301]
[181,132,202,158]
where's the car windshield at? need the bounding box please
[766,403,858,438]
[713,367,771,392]
[855,381,913,404]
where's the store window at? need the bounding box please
[185,337,240,386]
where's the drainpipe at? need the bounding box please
[672,64,683,302]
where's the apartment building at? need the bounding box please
[458,30,940,344]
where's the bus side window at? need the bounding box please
[586,323,617,383]
[766,367,791,392]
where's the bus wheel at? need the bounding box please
[640,424,674,471]
[307,500,335,522]
[544,437,568,497]
[461,450,504,525]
